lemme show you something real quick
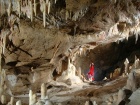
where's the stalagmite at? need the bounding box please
[41,83,46,99]
[17,0,21,17]
[85,101,89,105]
[32,94,37,104]
[1,69,6,87]
[48,1,50,14]
[116,89,126,105]
[67,58,76,77]
[124,58,129,75]
[0,45,2,73]
[34,0,37,16]
[43,3,46,27]
[16,100,22,105]
[77,67,82,78]
[1,95,6,104]
[125,71,137,91]
[45,100,53,105]
[113,94,118,103]
[93,101,98,105]
[0,69,6,98]
[7,0,12,16]
[79,47,83,56]
[36,101,44,105]
[29,90,33,105]
[7,97,14,105]
[134,58,140,69]
[31,67,40,83]
[58,103,62,105]
[29,1,33,22]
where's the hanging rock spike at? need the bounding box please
[34,0,37,16]
[43,2,46,27]
[46,0,49,4]
[55,0,57,4]
[17,0,21,17]
[7,0,12,16]
[48,1,50,14]
[29,1,33,22]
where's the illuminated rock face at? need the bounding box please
[0,0,140,105]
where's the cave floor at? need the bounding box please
[13,68,140,105]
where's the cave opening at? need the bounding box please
[75,34,140,81]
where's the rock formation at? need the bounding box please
[0,0,140,104]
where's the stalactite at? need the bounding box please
[34,0,37,16]
[72,12,79,21]
[29,1,33,22]
[43,3,46,27]
[17,0,21,17]
[16,100,22,105]
[116,89,126,105]
[135,32,138,44]
[69,11,72,19]
[124,58,129,75]
[74,24,78,35]
[1,31,7,55]
[1,95,6,104]
[55,0,57,4]
[65,10,69,20]
[40,1,44,13]
[46,0,49,4]
[25,0,28,6]
[0,0,6,16]
[48,1,50,14]
[7,0,12,17]
[41,83,46,99]
[29,90,33,105]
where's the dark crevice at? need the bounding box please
[6,61,19,66]
[55,0,66,11]
[7,40,32,57]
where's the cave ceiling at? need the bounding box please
[0,0,140,71]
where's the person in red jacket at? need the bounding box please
[88,63,95,81]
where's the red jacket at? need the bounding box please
[88,64,95,80]
[88,65,94,75]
